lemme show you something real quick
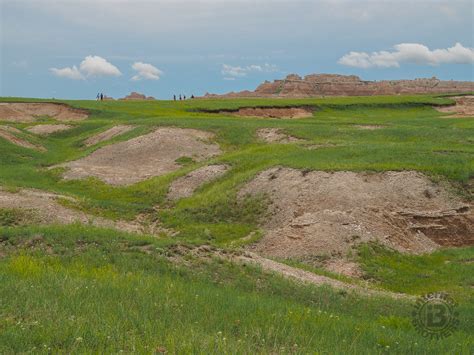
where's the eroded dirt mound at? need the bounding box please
[256,128,303,143]
[226,107,313,119]
[84,125,135,147]
[58,127,221,185]
[435,96,474,117]
[0,103,88,122]
[27,124,72,135]
[0,188,141,233]
[240,168,473,262]
[0,126,45,151]
[168,164,229,200]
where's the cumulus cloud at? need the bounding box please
[131,62,162,81]
[338,43,474,69]
[221,63,278,78]
[50,65,85,80]
[50,55,121,80]
[79,55,121,77]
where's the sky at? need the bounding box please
[1,0,473,99]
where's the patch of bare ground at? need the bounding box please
[256,128,303,143]
[27,124,72,135]
[84,125,135,147]
[57,127,221,185]
[353,125,384,130]
[0,188,174,236]
[168,164,229,200]
[435,96,474,117]
[239,168,473,263]
[167,244,411,299]
[0,103,88,122]
[225,107,313,119]
[0,126,45,151]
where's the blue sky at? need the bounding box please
[1,0,473,99]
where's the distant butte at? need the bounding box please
[205,73,474,98]
[120,92,156,100]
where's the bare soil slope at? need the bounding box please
[0,103,88,122]
[240,167,473,261]
[225,107,313,119]
[168,165,229,200]
[58,127,221,185]
[0,188,141,233]
[84,125,135,146]
[0,126,45,151]
[256,128,303,143]
[435,96,474,117]
[27,124,72,135]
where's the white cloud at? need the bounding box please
[50,55,121,80]
[79,55,121,77]
[50,65,85,80]
[221,63,278,78]
[338,43,474,69]
[131,62,162,81]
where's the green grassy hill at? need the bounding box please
[0,95,473,353]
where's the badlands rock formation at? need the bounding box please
[120,92,155,100]
[206,74,473,98]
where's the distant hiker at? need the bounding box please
[183,95,186,100]
[191,95,195,99]
[173,95,176,101]
[179,95,182,100]
[100,93,104,101]
[96,93,100,101]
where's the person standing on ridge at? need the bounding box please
[100,93,104,101]
[173,95,176,101]
[96,93,100,101]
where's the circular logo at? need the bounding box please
[412,292,459,339]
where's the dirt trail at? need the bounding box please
[84,125,135,146]
[168,244,412,299]
[57,127,221,185]
[435,96,474,117]
[168,164,229,200]
[240,168,473,265]
[27,124,72,135]
[256,128,303,143]
[0,103,88,122]
[225,107,313,119]
[0,126,45,151]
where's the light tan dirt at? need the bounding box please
[0,103,88,122]
[226,107,313,119]
[168,164,229,200]
[240,168,473,262]
[0,188,142,233]
[435,96,474,117]
[0,126,45,151]
[354,125,384,130]
[57,127,221,185]
[27,124,72,135]
[256,128,303,143]
[84,125,135,146]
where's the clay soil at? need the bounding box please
[0,188,141,233]
[435,96,474,117]
[240,167,473,263]
[0,103,88,122]
[256,128,303,143]
[84,125,135,146]
[27,124,72,135]
[225,107,313,119]
[168,164,229,200]
[58,127,221,185]
[0,126,45,151]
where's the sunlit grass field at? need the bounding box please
[0,95,473,353]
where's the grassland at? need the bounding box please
[0,95,473,353]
